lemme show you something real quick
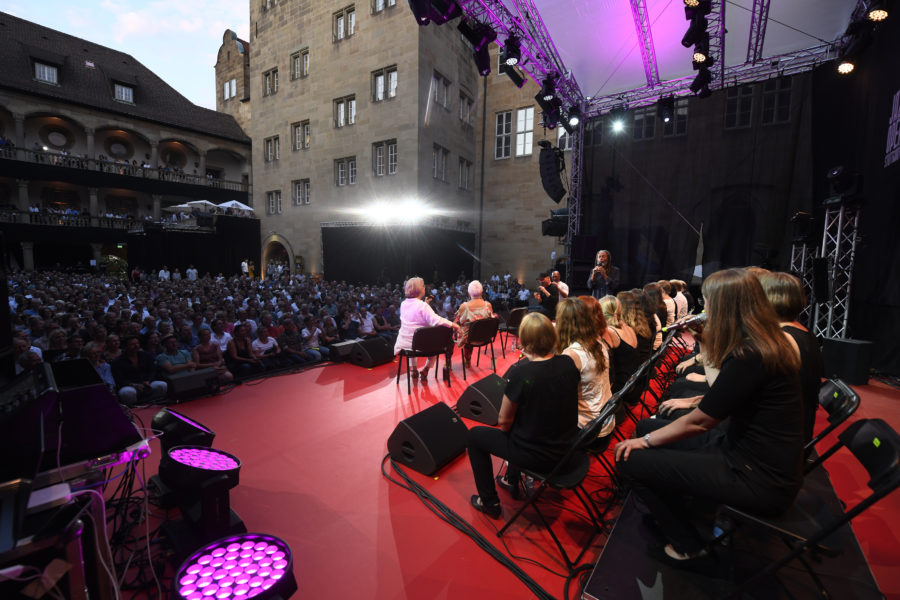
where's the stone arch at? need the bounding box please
[262,233,294,279]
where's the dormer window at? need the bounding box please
[114,83,134,103]
[35,62,58,84]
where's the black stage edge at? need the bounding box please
[583,466,883,599]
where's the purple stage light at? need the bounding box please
[174,533,297,600]
[160,445,242,492]
[170,447,240,471]
[153,407,216,453]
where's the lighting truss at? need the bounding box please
[789,239,816,328]
[707,0,725,86]
[629,0,661,86]
[813,203,860,339]
[746,0,771,64]
[565,119,584,287]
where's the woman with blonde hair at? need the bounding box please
[453,280,495,368]
[466,313,579,518]
[617,290,652,363]
[600,295,642,406]
[615,268,802,567]
[394,277,460,380]
[556,298,615,443]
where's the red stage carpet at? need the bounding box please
[136,347,900,599]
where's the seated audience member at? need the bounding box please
[617,291,653,364]
[42,329,68,362]
[227,323,264,379]
[142,331,163,356]
[209,318,233,354]
[372,309,396,343]
[278,320,314,366]
[84,341,116,390]
[466,313,580,518]
[658,280,676,327]
[641,284,664,351]
[252,326,289,370]
[12,337,43,375]
[112,336,168,405]
[192,328,234,384]
[156,334,197,375]
[177,324,197,353]
[670,280,689,320]
[319,310,340,345]
[598,295,642,407]
[453,280,495,368]
[301,316,331,362]
[357,305,379,338]
[394,277,460,381]
[340,309,360,340]
[55,333,85,362]
[556,298,615,448]
[615,268,802,567]
[532,271,560,319]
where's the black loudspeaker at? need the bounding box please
[457,374,507,425]
[329,340,358,362]
[541,218,567,237]
[539,148,566,204]
[350,337,393,368]
[822,338,872,385]
[387,403,468,476]
[812,257,830,300]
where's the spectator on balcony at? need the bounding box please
[158,265,170,281]
[172,268,182,281]
[186,264,199,281]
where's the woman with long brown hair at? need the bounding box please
[615,268,802,567]
[617,290,652,363]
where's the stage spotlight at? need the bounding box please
[174,533,297,600]
[408,0,461,26]
[501,35,521,66]
[658,96,675,123]
[499,62,526,87]
[692,34,710,68]
[152,408,216,454]
[539,76,556,102]
[837,59,855,74]
[684,0,699,6]
[608,105,627,134]
[473,44,492,75]
[867,1,888,21]
[682,13,708,47]
[568,107,581,128]
[458,19,496,76]
[690,67,712,94]
[684,0,712,18]
[408,0,433,25]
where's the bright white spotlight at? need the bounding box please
[612,119,625,133]
[837,60,855,75]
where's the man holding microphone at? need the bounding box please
[587,250,620,298]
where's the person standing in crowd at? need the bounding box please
[551,270,569,298]
[241,258,249,277]
[532,271,560,319]
[394,277,459,380]
[588,250,620,299]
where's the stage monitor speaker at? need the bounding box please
[350,337,393,368]
[330,340,357,362]
[387,403,468,476]
[822,337,872,385]
[539,148,566,204]
[456,374,507,425]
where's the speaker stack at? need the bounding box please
[387,403,468,476]
[821,337,872,385]
[456,374,507,426]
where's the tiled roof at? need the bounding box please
[0,12,249,145]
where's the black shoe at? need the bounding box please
[648,543,719,576]
[470,495,501,519]
[495,474,522,499]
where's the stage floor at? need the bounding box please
[135,347,900,599]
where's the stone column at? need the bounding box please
[198,150,207,177]
[85,127,95,158]
[88,187,99,226]
[152,194,161,221]
[22,242,34,272]
[91,243,103,269]
[14,113,25,147]
[150,141,158,167]
[16,179,29,212]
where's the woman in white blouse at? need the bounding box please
[394,277,460,379]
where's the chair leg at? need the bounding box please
[490,342,496,372]
[406,355,412,394]
[499,334,505,359]
[477,347,482,366]
[396,352,403,385]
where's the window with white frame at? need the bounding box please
[335,157,357,186]
[725,85,754,129]
[292,121,310,150]
[293,179,310,205]
[458,157,472,190]
[432,72,450,108]
[114,83,134,103]
[515,106,534,156]
[372,0,396,13]
[761,78,792,125]
[632,107,655,141]
[263,136,280,162]
[432,144,449,181]
[334,95,356,127]
[334,6,356,41]
[34,62,58,84]
[663,98,689,137]
[223,78,237,100]
[372,139,397,176]
[266,190,282,215]
[459,93,474,125]
[372,66,398,102]
[263,68,278,96]
[291,49,310,79]
[495,111,512,159]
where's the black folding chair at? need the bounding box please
[462,317,500,381]
[497,400,621,574]
[715,418,900,598]
[395,326,453,393]
[498,307,527,353]
[807,379,860,451]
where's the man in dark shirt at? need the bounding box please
[111,336,167,405]
[533,272,560,319]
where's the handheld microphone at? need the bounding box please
[662,311,706,333]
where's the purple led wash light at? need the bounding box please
[175,533,296,600]
[170,447,240,471]
[170,409,215,434]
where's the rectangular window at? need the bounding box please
[291,49,309,79]
[335,157,357,186]
[266,190,282,215]
[432,72,450,108]
[725,85,754,129]
[334,6,356,41]
[224,78,237,100]
[458,157,472,190]
[292,120,310,150]
[334,95,356,127]
[459,94,473,125]
[293,179,311,205]
[373,140,397,176]
[114,83,134,103]
[374,143,385,176]
[663,98,689,137]
[372,66,397,102]
[387,140,397,174]
[495,111,512,159]
[432,144,449,181]
[34,62,58,84]
[632,107,656,141]
[373,0,395,12]
[263,68,278,96]
[515,106,534,156]
[263,136,280,162]
[761,78,792,125]
[223,81,230,100]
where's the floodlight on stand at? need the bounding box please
[501,35,521,66]
[174,533,297,600]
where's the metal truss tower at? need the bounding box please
[812,202,861,339]
[789,238,817,328]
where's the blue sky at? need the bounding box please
[0,0,249,110]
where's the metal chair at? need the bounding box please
[498,307,527,352]
[807,379,860,451]
[395,326,454,393]
[461,317,500,381]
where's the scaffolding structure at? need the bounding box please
[812,202,861,339]
[789,238,817,328]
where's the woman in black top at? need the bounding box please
[599,295,642,406]
[615,268,802,565]
[467,313,580,519]
[618,290,653,364]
